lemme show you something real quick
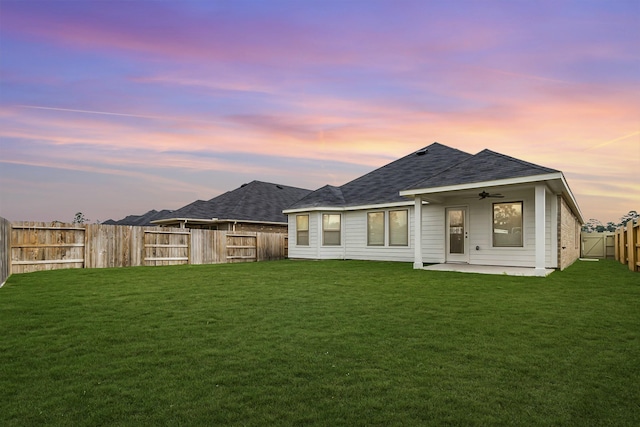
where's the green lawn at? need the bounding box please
[1,260,638,426]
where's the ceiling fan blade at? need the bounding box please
[477,191,505,199]
[465,191,505,199]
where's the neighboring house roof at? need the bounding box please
[103,209,174,226]
[157,180,312,224]
[105,181,312,226]
[288,142,472,210]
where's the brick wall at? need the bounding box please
[228,222,288,234]
[558,196,581,270]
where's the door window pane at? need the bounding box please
[493,202,523,247]
[389,210,408,246]
[449,209,465,254]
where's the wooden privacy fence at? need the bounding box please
[615,221,640,272]
[580,232,615,259]
[9,222,288,274]
[0,217,10,286]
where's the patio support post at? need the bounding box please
[413,196,423,269]
[535,184,546,276]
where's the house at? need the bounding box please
[284,142,583,276]
[151,180,312,233]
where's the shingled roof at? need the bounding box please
[105,181,311,226]
[161,180,312,223]
[103,209,174,226]
[407,149,559,190]
[286,143,565,211]
[287,142,472,209]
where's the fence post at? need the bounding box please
[0,217,11,286]
[618,227,626,264]
[629,223,638,272]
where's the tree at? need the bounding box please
[605,222,617,232]
[619,210,639,226]
[582,218,603,233]
[72,212,89,224]
[581,210,638,232]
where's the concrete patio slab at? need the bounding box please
[422,263,554,277]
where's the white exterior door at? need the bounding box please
[446,207,469,263]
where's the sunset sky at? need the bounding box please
[1,0,638,224]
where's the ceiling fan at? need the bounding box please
[478,190,504,199]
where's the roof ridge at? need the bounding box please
[242,179,310,191]
[479,149,559,172]
[340,142,468,190]
[403,146,475,188]
[289,184,345,208]
[227,180,259,217]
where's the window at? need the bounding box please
[322,214,341,245]
[296,215,309,246]
[448,209,465,254]
[389,210,408,246]
[367,212,385,246]
[493,202,523,247]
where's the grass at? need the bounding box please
[0,259,638,426]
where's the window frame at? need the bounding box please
[492,201,524,248]
[367,211,385,246]
[322,213,342,246]
[296,214,309,246]
[389,209,409,246]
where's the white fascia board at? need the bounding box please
[151,217,216,225]
[283,201,415,215]
[399,173,565,197]
[216,218,287,226]
[558,173,585,224]
[283,207,344,214]
[152,217,286,226]
[347,201,416,211]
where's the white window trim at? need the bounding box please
[389,209,409,247]
[322,213,342,246]
[296,214,309,246]
[492,201,524,248]
[367,211,386,246]
[366,209,409,247]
